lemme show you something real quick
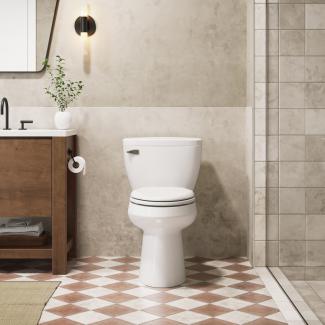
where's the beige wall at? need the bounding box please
[1,0,247,107]
[0,0,250,257]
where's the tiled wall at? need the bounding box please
[254,0,325,280]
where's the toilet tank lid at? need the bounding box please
[131,187,194,202]
[123,137,202,146]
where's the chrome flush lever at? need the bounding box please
[127,149,140,155]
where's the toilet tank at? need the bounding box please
[123,137,202,190]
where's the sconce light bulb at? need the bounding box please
[80,32,88,40]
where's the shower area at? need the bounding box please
[253,1,325,323]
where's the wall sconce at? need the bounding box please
[75,15,96,36]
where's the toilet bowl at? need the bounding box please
[123,137,202,287]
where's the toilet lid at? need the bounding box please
[131,187,194,202]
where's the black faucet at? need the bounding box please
[0,97,10,130]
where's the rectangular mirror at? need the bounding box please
[0,0,59,72]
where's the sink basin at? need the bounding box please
[0,129,77,137]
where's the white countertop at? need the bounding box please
[0,129,77,137]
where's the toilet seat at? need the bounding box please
[130,187,195,207]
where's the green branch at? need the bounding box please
[44,55,84,111]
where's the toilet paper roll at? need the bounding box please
[68,156,86,175]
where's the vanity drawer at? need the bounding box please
[0,139,52,217]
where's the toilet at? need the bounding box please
[123,137,202,287]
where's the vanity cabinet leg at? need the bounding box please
[52,137,68,275]
[68,136,77,258]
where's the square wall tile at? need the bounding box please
[268,30,280,56]
[255,4,278,30]
[255,57,267,83]
[279,188,305,214]
[267,188,279,215]
[255,57,279,84]
[254,241,266,267]
[255,162,266,187]
[255,83,266,109]
[279,83,305,109]
[306,109,325,135]
[255,30,278,56]
[255,30,267,56]
[307,241,325,266]
[306,136,325,162]
[305,163,325,187]
[267,162,279,187]
[266,241,279,267]
[279,109,304,135]
[266,83,279,109]
[268,57,279,83]
[306,30,325,55]
[255,110,266,135]
[267,110,279,135]
[255,162,279,187]
[305,57,325,82]
[255,214,266,240]
[279,57,304,82]
[255,188,266,215]
[279,215,306,240]
[306,215,325,240]
[279,241,306,266]
[267,4,279,29]
[305,84,325,109]
[280,4,305,30]
[255,136,266,161]
[255,4,266,30]
[267,136,279,161]
[280,162,305,187]
[280,30,305,56]
[306,188,325,214]
[280,136,305,161]
[255,83,279,109]
[267,215,279,241]
[306,4,325,29]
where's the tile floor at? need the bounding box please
[0,256,289,325]
[293,280,325,324]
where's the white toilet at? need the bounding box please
[123,137,202,287]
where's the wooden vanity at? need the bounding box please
[0,130,77,274]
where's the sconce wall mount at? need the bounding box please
[75,16,96,36]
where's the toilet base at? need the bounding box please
[140,231,185,287]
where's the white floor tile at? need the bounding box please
[167,298,206,310]
[168,311,210,324]
[67,311,110,324]
[213,298,253,310]
[74,298,113,310]
[211,287,246,298]
[121,298,159,310]
[118,311,159,324]
[167,287,203,297]
[80,287,115,297]
[216,311,259,324]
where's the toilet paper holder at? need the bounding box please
[68,149,80,169]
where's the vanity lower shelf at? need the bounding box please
[0,238,73,259]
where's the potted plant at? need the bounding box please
[44,55,84,130]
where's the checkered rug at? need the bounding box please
[0,257,287,324]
